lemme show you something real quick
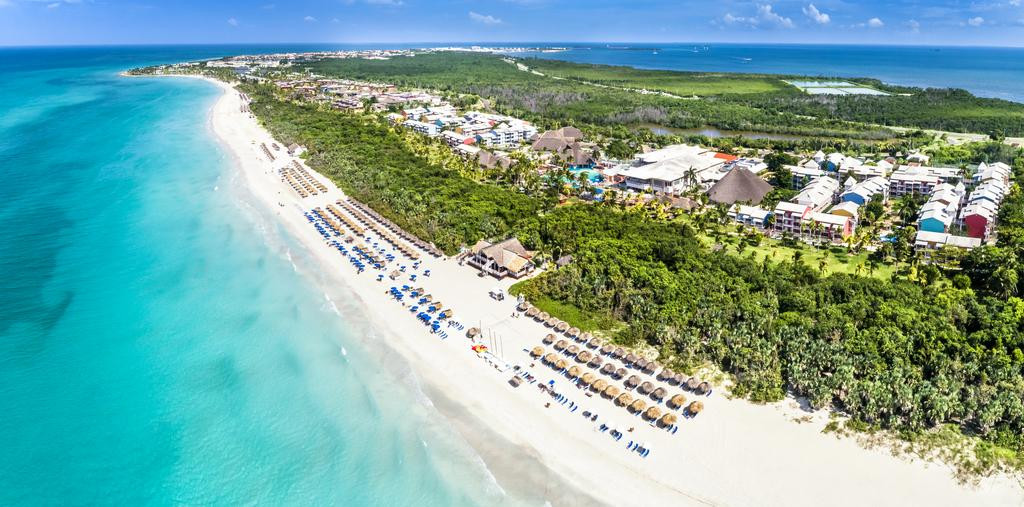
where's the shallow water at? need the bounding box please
[0,46,523,506]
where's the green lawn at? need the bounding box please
[526,59,792,96]
[698,232,898,280]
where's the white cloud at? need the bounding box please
[469,11,502,25]
[331,17,340,23]
[967,16,984,26]
[46,1,59,7]
[1010,0,1020,6]
[304,15,317,22]
[867,17,884,28]
[802,4,830,25]
[905,19,920,33]
[722,4,795,29]
[227,17,238,26]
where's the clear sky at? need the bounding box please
[1,0,1023,47]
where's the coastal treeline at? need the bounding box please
[241,83,1024,469]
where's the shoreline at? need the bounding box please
[189,75,1023,506]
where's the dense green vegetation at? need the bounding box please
[240,81,1024,472]
[519,56,1024,136]
[302,53,893,141]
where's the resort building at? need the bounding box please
[728,205,772,229]
[706,168,773,205]
[806,212,855,241]
[794,176,840,211]
[915,231,982,257]
[829,201,861,221]
[466,238,536,279]
[840,176,889,205]
[889,167,940,197]
[972,162,1012,186]
[773,201,811,236]
[442,131,476,147]
[788,164,825,189]
[961,202,997,240]
[623,145,727,195]
[402,119,441,137]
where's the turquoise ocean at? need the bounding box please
[1,43,1021,505]
[0,46,528,506]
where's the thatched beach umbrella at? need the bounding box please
[600,363,616,376]
[687,401,704,416]
[580,332,593,343]
[643,362,659,375]
[629,399,647,414]
[554,359,568,371]
[543,353,558,364]
[591,379,608,392]
[635,358,649,372]
[467,327,480,339]
[517,301,529,312]
[554,339,568,351]
[526,307,539,318]
[624,353,638,365]
[588,355,603,368]
[603,385,621,399]
[667,393,688,410]
[566,345,580,356]
[555,321,569,332]
[671,373,685,386]
[658,413,678,428]
[542,333,556,345]
[657,369,675,382]
[697,381,711,396]
[614,367,627,379]
[600,344,614,355]
[567,327,580,338]
[530,346,544,358]
[567,366,582,378]
[545,317,557,327]
[643,406,662,421]
[536,312,549,322]
[615,393,633,407]
[651,387,667,402]
[625,375,641,389]
[576,350,592,363]
[686,377,700,391]
[612,348,626,359]
[580,373,596,386]
[638,381,655,395]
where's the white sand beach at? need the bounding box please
[200,77,1024,507]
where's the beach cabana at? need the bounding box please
[588,355,603,368]
[554,339,568,351]
[625,375,640,389]
[697,381,711,395]
[576,350,592,363]
[600,344,614,355]
[651,387,667,402]
[686,377,700,391]
[542,333,556,345]
[638,381,655,395]
[591,379,609,392]
[567,366,581,379]
[600,364,616,376]
[667,393,688,410]
[687,401,704,416]
[658,413,678,428]
[628,399,647,414]
[643,406,662,421]
[530,346,544,358]
[603,385,621,399]
[615,393,633,407]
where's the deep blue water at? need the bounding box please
[511,43,1024,103]
[0,46,515,506]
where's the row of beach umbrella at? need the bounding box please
[348,199,443,257]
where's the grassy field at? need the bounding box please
[698,232,898,280]
[524,58,794,96]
